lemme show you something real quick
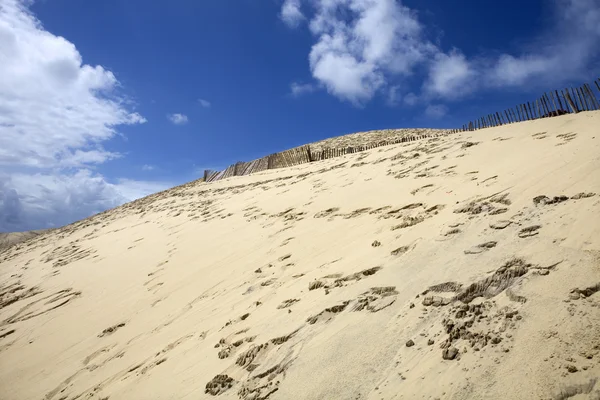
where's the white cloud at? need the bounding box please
[0,170,171,232]
[290,81,316,97]
[291,0,436,105]
[168,113,189,125]
[280,0,304,28]
[141,164,155,171]
[0,0,146,170]
[0,0,168,232]
[489,0,600,87]
[424,50,476,99]
[282,0,600,105]
[424,104,448,119]
[198,98,211,108]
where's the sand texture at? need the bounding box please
[1,112,600,400]
[0,230,48,253]
[305,128,451,152]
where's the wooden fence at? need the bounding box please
[204,79,600,183]
[203,134,434,183]
[450,79,600,133]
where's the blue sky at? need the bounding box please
[1,0,599,232]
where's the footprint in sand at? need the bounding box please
[518,225,541,238]
[464,241,498,254]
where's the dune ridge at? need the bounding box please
[1,112,600,400]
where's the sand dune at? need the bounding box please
[305,128,450,151]
[1,112,599,400]
[0,230,48,253]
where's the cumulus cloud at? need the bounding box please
[280,0,304,28]
[290,82,316,97]
[0,0,146,170]
[424,51,477,99]
[282,0,600,105]
[198,98,211,108]
[0,171,170,232]
[0,0,167,232]
[304,0,434,105]
[168,113,189,125]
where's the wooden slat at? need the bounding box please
[579,86,591,111]
[585,84,599,110]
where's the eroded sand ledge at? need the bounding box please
[1,112,599,400]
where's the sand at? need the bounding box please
[1,112,599,400]
[0,230,48,253]
[305,128,451,151]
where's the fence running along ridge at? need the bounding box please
[450,79,600,133]
[202,133,437,182]
[204,79,600,183]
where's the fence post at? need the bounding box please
[584,84,599,110]
[554,90,564,112]
[569,88,580,112]
[582,87,592,111]
[518,105,525,121]
[546,93,556,114]
[586,84,598,110]
[540,96,549,116]
[579,86,591,111]
[542,95,551,115]
[562,90,577,113]
[576,87,587,111]
[575,87,585,111]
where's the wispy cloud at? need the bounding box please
[403,92,419,106]
[280,0,304,28]
[424,104,448,119]
[168,113,189,125]
[198,98,211,108]
[290,82,316,97]
[141,164,155,171]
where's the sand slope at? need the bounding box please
[1,112,599,400]
[0,230,48,253]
